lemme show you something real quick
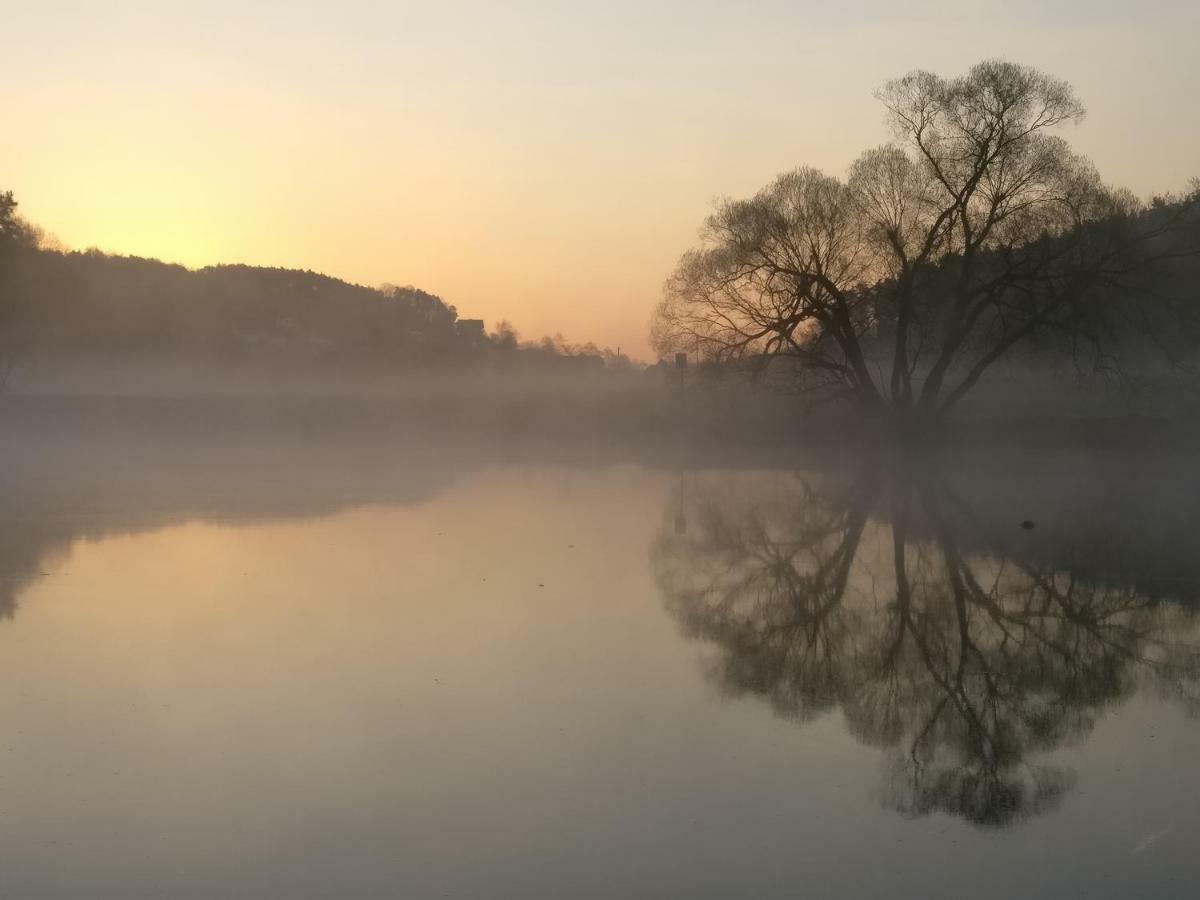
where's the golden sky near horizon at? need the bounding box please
[3,1,1198,358]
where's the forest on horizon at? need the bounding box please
[0,192,635,379]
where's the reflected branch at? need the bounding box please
[653,467,1200,827]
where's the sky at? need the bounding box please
[2,1,1198,358]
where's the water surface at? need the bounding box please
[1,446,1198,898]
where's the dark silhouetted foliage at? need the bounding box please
[653,60,1200,425]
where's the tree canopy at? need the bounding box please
[652,60,1200,423]
[0,191,39,252]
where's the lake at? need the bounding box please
[0,427,1197,898]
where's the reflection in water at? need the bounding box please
[3,446,1200,896]
[653,467,1200,827]
[0,439,461,620]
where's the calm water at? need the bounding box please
[1,437,1198,898]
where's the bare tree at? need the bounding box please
[652,61,1200,427]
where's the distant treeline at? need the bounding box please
[0,191,630,373]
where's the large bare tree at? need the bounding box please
[652,61,1200,426]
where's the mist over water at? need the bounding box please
[0,402,1198,898]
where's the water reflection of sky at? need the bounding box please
[0,462,1198,898]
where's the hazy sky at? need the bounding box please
[3,1,1198,357]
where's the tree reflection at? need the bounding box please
[653,468,1200,827]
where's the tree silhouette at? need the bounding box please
[652,468,1200,826]
[0,191,39,250]
[0,190,43,389]
[651,61,1200,426]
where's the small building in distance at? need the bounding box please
[455,319,487,348]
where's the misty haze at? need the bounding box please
[2,4,1200,899]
